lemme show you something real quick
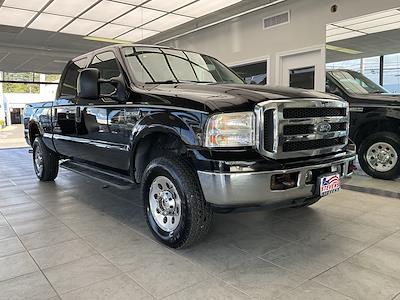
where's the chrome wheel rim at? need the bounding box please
[366,142,398,172]
[34,146,44,175]
[149,176,181,232]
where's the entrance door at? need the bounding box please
[278,47,325,91]
[10,108,21,124]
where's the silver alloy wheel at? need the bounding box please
[34,146,44,175]
[149,176,182,232]
[366,142,398,172]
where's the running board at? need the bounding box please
[60,160,136,190]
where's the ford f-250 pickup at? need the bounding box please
[326,69,400,180]
[27,44,356,248]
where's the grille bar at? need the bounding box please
[283,107,347,119]
[283,137,345,152]
[283,122,347,135]
[264,109,274,151]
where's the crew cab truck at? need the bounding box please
[28,45,356,248]
[326,69,400,180]
[24,102,52,146]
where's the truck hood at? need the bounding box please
[139,83,341,112]
[349,93,400,107]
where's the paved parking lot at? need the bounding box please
[0,148,400,300]
[0,125,26,149]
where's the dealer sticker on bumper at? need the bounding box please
[319,174,341,197]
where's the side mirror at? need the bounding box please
[99,75,128,103]
[77,68,100,99]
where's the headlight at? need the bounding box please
[205,112,255,147]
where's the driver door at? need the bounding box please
[75,51,132,171]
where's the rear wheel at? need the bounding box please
[358,132,400,180]
[141,156,212,248]
[32,137,59,181]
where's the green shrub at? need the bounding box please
[0,120,5,127]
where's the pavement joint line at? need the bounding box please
[342,184,400,199]
[19,176,182,298]
[0,210,61,299]
[310,228,400,285]
[22,194,157,298]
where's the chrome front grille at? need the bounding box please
[256,99,349,159]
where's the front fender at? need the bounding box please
[130,110,205,150]
[28,118,44,138]
[127,110,206,178]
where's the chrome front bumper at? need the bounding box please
[197,155,355,207]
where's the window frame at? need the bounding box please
[56,57,88,100]
[88,50,122,81]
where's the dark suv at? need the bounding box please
[326,69,400,180]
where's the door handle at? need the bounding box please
[75,106,82,123]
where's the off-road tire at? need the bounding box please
[32,137,59,181]
[141,156,213,248]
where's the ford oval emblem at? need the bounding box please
[315,122,331,134]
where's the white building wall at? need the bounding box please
[162,0,400,90]
[0,72,4,124]
[2,84,57,125]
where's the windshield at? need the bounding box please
[329,70,389,95]
[123,46,243,85]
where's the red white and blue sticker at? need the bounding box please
[319,174,341,196]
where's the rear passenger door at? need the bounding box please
[75,51,132,171]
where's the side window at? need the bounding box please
[59,58,87,98]
[89,51,121,95]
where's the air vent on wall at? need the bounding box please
[263,11,290,30]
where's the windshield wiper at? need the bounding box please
[145,80,217,84]
[370,90,384,94]
[179,80,216,84]
[145,80,179,84]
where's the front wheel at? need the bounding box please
[32,137,59,181]
[358,132,400,180]
[141,156,213,248]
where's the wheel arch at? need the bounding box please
[352,117,400,146]
[129,112,203,183]
[28,121,43,146]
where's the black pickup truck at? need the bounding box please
[326,69,400,180]
[28,44,355,248]
[24,102,52,146]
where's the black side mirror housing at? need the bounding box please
[77,68,100,99]
[77,68,128,102]
[99,75,128,103]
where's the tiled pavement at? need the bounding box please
[0,148,400,300]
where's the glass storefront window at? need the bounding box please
[362,56,380,84]
[326,59,361,73]
[327,54,400,94]
[289,66,315,89]
[231,61,267,85]
[383,53,400,93]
